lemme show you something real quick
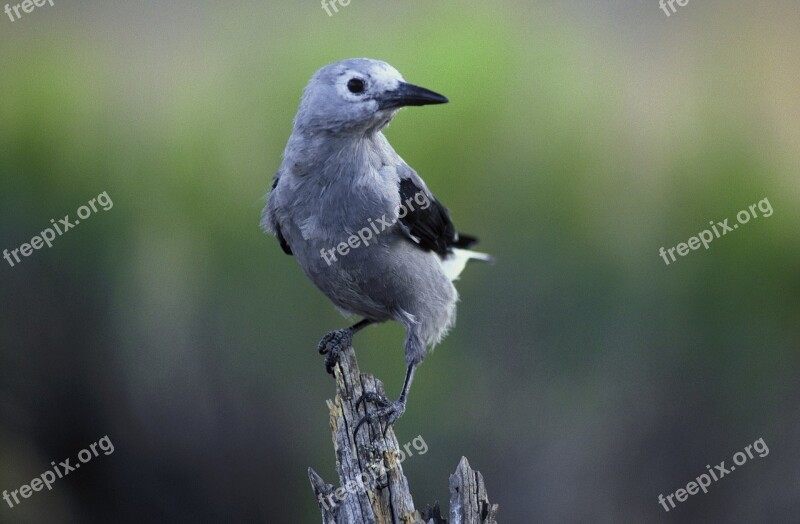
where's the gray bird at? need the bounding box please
[261,58,492,434]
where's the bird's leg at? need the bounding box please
[317,318,373,375]
[354,364,416,437]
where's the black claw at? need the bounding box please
[353,399,406,438]
[317,328,352,354]
[324,352,338,375]
[355,391,390,411]
[354,413,372,437]
[317,328,353,375]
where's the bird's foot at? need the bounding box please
[317,328,353,375]
[354,392,406,437]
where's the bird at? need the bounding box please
[261,58,493,435]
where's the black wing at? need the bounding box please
[271,177,293,256]
[275,224,292,255]
[397,178,478,257]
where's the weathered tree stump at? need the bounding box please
[308,346,499,523]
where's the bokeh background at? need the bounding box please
[1,1,799,522]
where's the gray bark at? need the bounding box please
[308,346,499,523]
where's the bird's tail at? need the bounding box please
[441,248,495,281]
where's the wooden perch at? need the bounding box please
[308,346,499,523]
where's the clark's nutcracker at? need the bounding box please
[262,58,493,434]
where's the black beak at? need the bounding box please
[378,82,449,110]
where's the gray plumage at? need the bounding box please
[261,58,491,430]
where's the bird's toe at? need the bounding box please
[318,328,355,375]
[356,391,391,410]
[317,328,352,355]
[353,399,406,438]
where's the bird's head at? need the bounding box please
[292,58,448,135]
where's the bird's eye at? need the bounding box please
[347,78,365,94]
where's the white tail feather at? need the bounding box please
[440,248,495,281]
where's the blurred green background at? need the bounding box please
[1,1,798,522]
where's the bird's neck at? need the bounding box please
[284,131,398,181]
